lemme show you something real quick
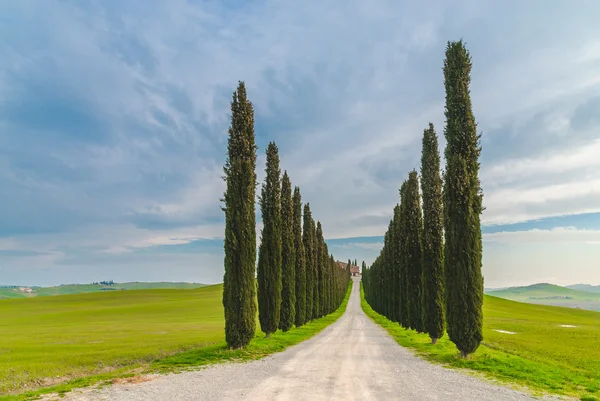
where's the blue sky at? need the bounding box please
[1,1,600,287]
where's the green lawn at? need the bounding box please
[0,283,351,399]
[361,284,600,400]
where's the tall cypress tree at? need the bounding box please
[303,204,315,321]
[315,221,324,318]
[311,217,319,319]
[398,181,410,329]
[320,237,329,315]
[421,123,445,344]
[443,40,484,358]
[294,187,307,327]
[405,170,424,333]
[222,81,257,349]
[257,142,282,338]
[279,171,296,332]
[391,204,401,323]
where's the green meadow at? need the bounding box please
[0,283,351,399]
[361,285,600,401]
[0,282,206,299]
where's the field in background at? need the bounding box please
[0,285,223,395]
[362,285,600,400]
[0,282,352,398]
[486,283,600,311]
[0,282,206,299]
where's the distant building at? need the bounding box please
[335,261,361,276]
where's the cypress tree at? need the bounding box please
[279,171,296,332]
[303,204,315,321]
[222,81,257,349]
[443,40,484,358]
[391,204,401,323]
[398,181,410,329]
[405,170,424,333]
[315,221,324,318]
[311,217,319,319]
[421,123,445,344]
[320,238,329,315]
[329,255,336,313]
[257,142,282,338]
[293,187,307,327]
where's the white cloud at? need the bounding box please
[484,227,600,244]
[3,1,600,285]
[482,139,600,225]
[331,242,384,251]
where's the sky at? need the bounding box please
[1,1,600,288]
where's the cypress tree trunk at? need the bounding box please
[405,171,424,333]
[257,142,283,338]
[303,204,314,321]
[222,82,257,349]
[279,171,296,332]
[421,123,446,344]
[443,40,484,358]
[293,187,307,327]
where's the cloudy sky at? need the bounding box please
[1,0,599,287]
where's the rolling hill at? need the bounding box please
[485,283,600,311]
[0,282,207,299]
[566,283,600,294]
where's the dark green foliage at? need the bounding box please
[315,222,324,318]
[222,81,257,349]
[391,204,401,323]
[398,181,410,329]
[421,123,445,343]
[319,233,328,316]
[257,142,282,338]
[311,217,319,319]
[293,187,307,327]
[303,204,315,321]
[329,255,336,313]
[443,40,484,357]
[405,171,424,333]
[279,171,296,332]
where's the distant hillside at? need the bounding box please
[0,282,207,299]
[566,284,600,294]
[486,283,600,312]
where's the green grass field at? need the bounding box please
[361,285,600,400]
[0,283,351,399]
[0,282,206,299]
[486,283,600,311]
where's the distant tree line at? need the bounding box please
[92,281,115,286]
[222,82,351,348]
[362,40,484,358]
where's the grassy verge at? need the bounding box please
[360,284,599,401]
[1,284,351,401]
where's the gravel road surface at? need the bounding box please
[62,277,549,400]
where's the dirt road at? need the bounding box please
[64,278,545,400]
